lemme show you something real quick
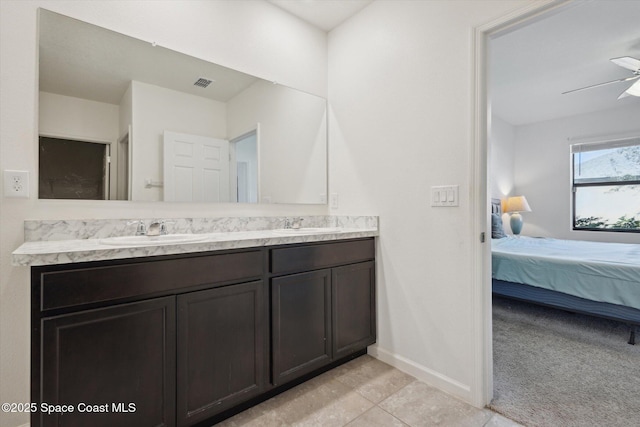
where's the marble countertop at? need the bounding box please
[13,221,378,267]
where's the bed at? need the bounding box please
[490,198,640,344]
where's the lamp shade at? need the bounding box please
[505,196,531,213]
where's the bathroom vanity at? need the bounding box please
[16,217,377,427]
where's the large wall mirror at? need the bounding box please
[38,9,327,204]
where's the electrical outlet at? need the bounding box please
[330,193,339,209]
[4,170,30,198]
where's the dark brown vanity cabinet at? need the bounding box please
[176,281,266,427]
[31,238,375,427]
[38,297,176,427]
[271,270,333,385]
[332,262,376,360]
[270,239,376,385]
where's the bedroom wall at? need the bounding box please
[0,2,327,426]
[513,104,640,244]
[328,0,530,404]
[490,115,516,231]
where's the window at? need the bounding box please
[571,137,640,232]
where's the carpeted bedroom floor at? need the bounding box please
[490,296,640,427]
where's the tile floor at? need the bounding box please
[219,355,522,427]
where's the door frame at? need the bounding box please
[471,0,570,407]
[117,126,132,201]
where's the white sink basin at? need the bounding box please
[99,234,208,246]
[271,227,342,235]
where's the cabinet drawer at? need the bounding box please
[270,239,374,275]
[38,251,263,312]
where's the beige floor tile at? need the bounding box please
[217,375,336,426]
[483,413,524,427]
[379,381,493,427]
[216,403,287,427]
[266,375,375,426]
[216,357,513,427]
[333,355,416,403]
[346,406,409,426]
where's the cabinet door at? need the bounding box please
[176,281,265,426]
[332,262,376,359]
[39,297,176,427]
[271,270,331,385]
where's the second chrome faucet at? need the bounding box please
[284,217,304,229]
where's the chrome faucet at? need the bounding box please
[283,217,304,229]
[147,220,168,236]
[127,220,147,236]
[127,219,172,236]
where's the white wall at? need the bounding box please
[119,84,133,140]
[131,81,227,201]
[39,92,120,143]
[489,115,516,200]
[328,0,529,403]
[39,91,121,199]
[227,80,327,204]
[0,2,327,426]
[489,115,517,232]
[513,104,640,243]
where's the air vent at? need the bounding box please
[194,78,213,88]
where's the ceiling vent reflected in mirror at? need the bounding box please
[194,78,214,88]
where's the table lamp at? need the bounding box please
[505,195,531,235]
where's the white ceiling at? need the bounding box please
[39,10,259,105]
[270,0,640,127]
[267,0,373,31]
[41,1,640,127]
[490,0,640,126]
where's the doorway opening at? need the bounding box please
[38,136,110,200]
[473,0,571,408]
[479,0,640,422]
[230,129,259,204]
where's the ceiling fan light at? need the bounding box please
[625,79,640,97]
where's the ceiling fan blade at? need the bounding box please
[562,74,640,95]
[618,78,640,99]
[610,56,640,72]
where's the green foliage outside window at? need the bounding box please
[575,214,640,230]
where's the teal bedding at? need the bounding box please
[492,236,640,311]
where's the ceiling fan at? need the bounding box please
[562,56,640,99]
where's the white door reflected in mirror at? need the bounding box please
[163,131,230,202]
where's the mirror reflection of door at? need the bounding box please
[163,131,230,202]
[231,130,258,203]
[38,136,110,200]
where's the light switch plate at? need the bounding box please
[4,170,30,198]
[431,185,458,207]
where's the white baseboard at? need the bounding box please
[367,345,473,404]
